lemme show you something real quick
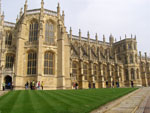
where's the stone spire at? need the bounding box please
[145,52,147,62]
[87,31,90,42]
[131,34,133,38]
[19,8,23,18]
[70,27,72,41]
[139,51,141,61]
[62,10,65,21]
[103,35,105,43]
[24,0,28,15]
[109,34,114,45]
[95,33,98,42]
[41,0,44,12]
[134,35,136,40]
[57,3,60,19]
[79,29,81,40]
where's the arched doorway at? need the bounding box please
[4,75,12,89]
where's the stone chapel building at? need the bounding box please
[0,0,149,90]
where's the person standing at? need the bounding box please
[36,81,38,90]
[30,81,32,90]
[32,80,35,90]
[26,81,29,89]
[93,82,95,89]
[75,82,78,90]
[38,81,40,90]
[106,81,108,88]
[112,81,114,88]
[41,81,44,90]
[2,82,5,91]
[88,82,91,89]
[131,81,134,88]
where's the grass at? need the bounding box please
[0,88,137,113]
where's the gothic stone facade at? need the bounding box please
[0,1,149,90]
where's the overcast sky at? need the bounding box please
[2,0,150,55]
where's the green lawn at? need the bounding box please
[0,88,137,113]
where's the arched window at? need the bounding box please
[72,61,78,77]
[128,44,132,49]
[130,54,133,63]
[83,44,88,55]
[125,69,129,80]
[136,69,139,79]
[83,63,88,80]
[123,44,126,50]
[29,22,38,42]
[27,52,37,75]
[93,64,97,80]
[45,23,54,44]
[5,54,14,68]
[131,68,135,80]
[44,52,54,75]
[5,33,12,46]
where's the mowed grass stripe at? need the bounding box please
[42,90,91,112]
[9,90,36,113]
[45,90,95,104]
[0,91,21,113]
[29,90,58,113]
[0,88,137,113]
[37,91,72,113]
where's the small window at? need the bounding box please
[5,54,14,68]
[72,62,78,77]
[130,54,133,63]
[83,63,88,80]
[44,52,54,75]
[128,44,132,49]
[29,22,38,42]
[45,23,54,44]
[5,33,12,46]
[27,52,37,75]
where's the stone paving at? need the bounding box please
[91,87,150,113]
[0,91,8,97]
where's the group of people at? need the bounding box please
[2,82,13,91]
[25,81,44,90]
[73,82,96,89]
[73,82,78,89]
[88,82,96,89]
[106,81,120,88]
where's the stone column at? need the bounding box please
[107,63,112,88]
[37,11,44,82]
[57,25,65,89]
[78,60,83,89]
[14,19,26,89]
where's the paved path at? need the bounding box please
[91,87,150,113]
[0,91,8,97]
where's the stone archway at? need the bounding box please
[4,75,12,89]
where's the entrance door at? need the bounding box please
[4,75,12,89]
